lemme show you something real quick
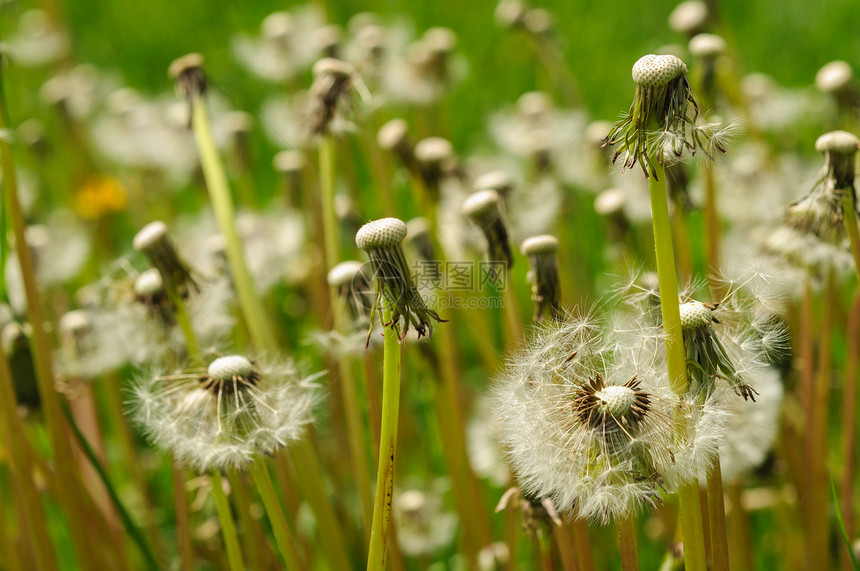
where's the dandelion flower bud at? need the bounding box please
[668,0,709,38]
[168,52,206,100]
[463,189,514,268]
[815,130,858,188]
[521,235,561,322]
[356,218,444,340]
[605,54,727,179]
[130,354,322,472]
[133,221,197,298]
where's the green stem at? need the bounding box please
[842,188,860,280]
[210,471,246,571]
[190,96,278,352]
[0,68,97,569]
[249,458,304,571]
[170,462,195,571]
[319,134,340,272]
[706,462,730,571]
[617,516,640,571]
[367,304,402,571]
[60,402,159,569]
[169,290,201,362]
[647,163,706,571]
[648,164,688,396]
[287,442,352,571]
[0,346,57,571]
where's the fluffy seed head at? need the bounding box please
[816,61,853,93]
[631,54,687,87]
[520,234,558,256]
[207,355,255,381]
[815,130,859,155]
[355,217,407,250]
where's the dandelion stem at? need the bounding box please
[190,96,278,352]
[169,291,201,362]
[840,293,860,571]
[617,516,640,571]
[210,471,246,571]
[249,458,304,571]
[60,401,159,569]
[287,441,352,571]
[502,273,526,346]
[571,520,595,571]
[0,346,58,571]
[552,521,579,571]
[170,462,195,571]
[319,134,340,272]
[705,462,730,571]
[842,189,860,280]
[647,162,706,571]
[703,164,722,283]
[0,68,98,569]
[367,303,402,571]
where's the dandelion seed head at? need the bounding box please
[133,268,164,297]
[668,1,709,37]
[815,130,859,155]
[688,33,726,59]
[129,354,322,472]
[632,54,687,88]
[679,301,714,332]
[356,217,407,250]
[816,60,853,94]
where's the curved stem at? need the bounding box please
[210,471,246,571]
[249,458,304,571]
[367,304,402,571]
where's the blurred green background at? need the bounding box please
[6,0,859,149]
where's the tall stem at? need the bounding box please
[210,471,246,571]
[706,462,730,571]
[367,304,402,571]
[190,97,278,351]
[249,458,304,571]
[647,163,706,571]
[171,462,194,571]
[617,517,640,571]
[319,134,340,272]
[842,189,860,280]
[840,293,860,571]
[0,70,97,568]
